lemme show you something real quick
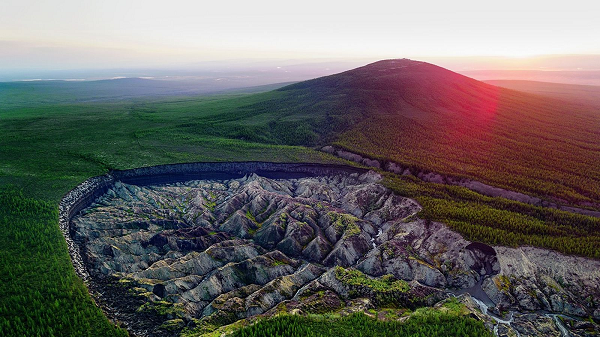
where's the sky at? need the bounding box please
[1,0,600,75]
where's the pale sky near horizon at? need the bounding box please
[1,0,600,72]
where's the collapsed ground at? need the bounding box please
[71,171,600,336]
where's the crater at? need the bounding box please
[64,163,506,336]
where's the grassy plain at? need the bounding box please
[484,80,600,107]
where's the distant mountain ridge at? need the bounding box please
[485,80,600,107]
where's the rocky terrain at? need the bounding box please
[71,170,600,336]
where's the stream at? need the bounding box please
[546,314,570,337]
[469,295,521,337]
[467,291,572,337]
[371,228,382,249]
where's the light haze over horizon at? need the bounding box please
[2,0,600,79]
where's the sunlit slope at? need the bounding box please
[263,59,600,206]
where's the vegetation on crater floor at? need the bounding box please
[334,267,411,308]
[327,212,361,238]
[228,303,491,337]
[335,267,409,294]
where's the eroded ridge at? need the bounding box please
[73,172,417,315]
[71,170,600,336]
